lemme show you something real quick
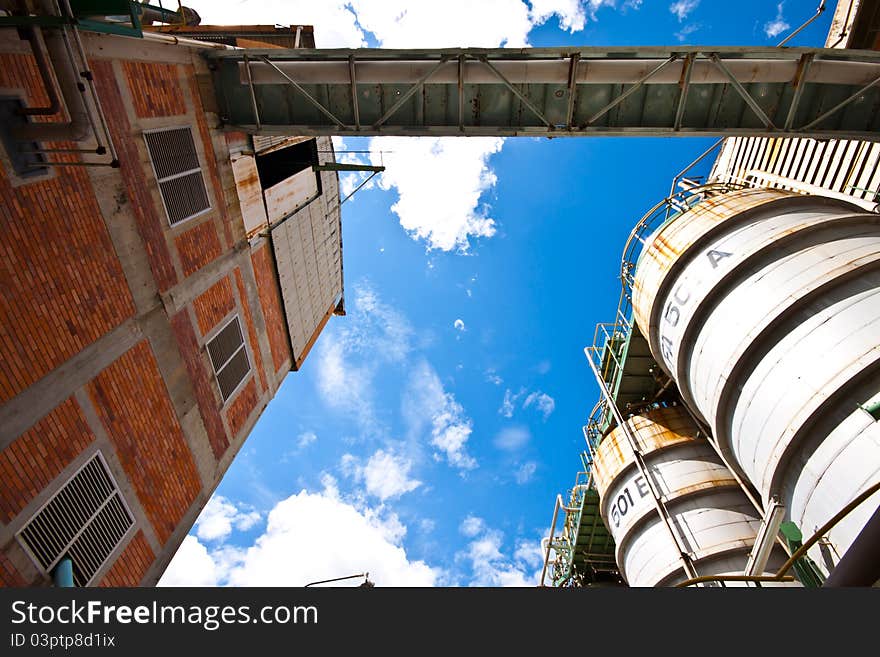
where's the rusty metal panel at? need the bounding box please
[231,154,267,237]
[265,168,319,224]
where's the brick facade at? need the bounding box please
[188,69,234,249]
[0,54,135,403]
[193,276,236,336]
[92,59,179,293]
[234,269,267,393]
[0,553,26,587]
[170,310,229,459]
[0,397,93,523]
[87,341,200,546]
[175,219,222,277]
[0,34,338,588]
[98,531,155,587]
[123,62,186,118]
[225,378,258,439]
[252,245,291,373]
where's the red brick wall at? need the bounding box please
[0,54,136,403]
[123,62,186,118]
[0,398,94,523]
[251,245,290,373]
[170,311,228,459]
[175,220,222,277]
[187,68,233,248]
[234,269,267,393]
[0,553,27,587]
[225,378,258,439]
[193,276,235,336]
[87,341,200,545]
[93,59,178,293]
[98,531,155,587]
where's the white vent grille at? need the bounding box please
[207,315,251,402]
[144,126,211,226]
[17,452,134,586]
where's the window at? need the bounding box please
[17,452,134,586]
[144,126,211,226]
[207,315,251,402]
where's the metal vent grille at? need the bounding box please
[144,126,211,225]
[207,315,251,401]
[17,453,134,586]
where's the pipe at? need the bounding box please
[14,2,90,142]
[584,347,700,582]
[52,557,74,587]
[18,26,60,115]
[777,0,826,47]
[539,494,564,586]
[140,30,238,50]
[776,480,880,580]
[822,501,880,587]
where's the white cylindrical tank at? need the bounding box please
[592,406,789,586]
[632,187,880,567]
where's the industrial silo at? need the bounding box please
[630,186,880,575]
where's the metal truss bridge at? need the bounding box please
[206,46,880,140]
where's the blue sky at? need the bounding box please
[159,1,834,587]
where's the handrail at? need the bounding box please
[675,480,880,587]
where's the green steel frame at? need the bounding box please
[206,46,880,139]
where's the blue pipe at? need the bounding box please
[52,558,74,587]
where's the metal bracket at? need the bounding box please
[260,56,347,129]
[476,55,554,129]
[708,53,776,129]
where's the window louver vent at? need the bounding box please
[207,315,251,401]
[17,453,134,586]
[144,126,211,226]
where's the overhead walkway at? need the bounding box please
[206,46,880,139]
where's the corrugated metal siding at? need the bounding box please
[271,136,342,365]
[709,136,880,204]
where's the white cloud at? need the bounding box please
[296,431,317,450]
[158,536,220,586]
[529,0,620,32]
[764,3,790,39]
[197,1,366,48]
[419,519,436,534]
[459,515,486,538]
[514,461,538,484]
[403,360,477,470]
[456,522,542,587]
[343,449,422,501]
[315,282,412,429]
[499,388,523,418]
[675,23,700,42]
[194,496,261,543]
[494,426,531,451]
[370,137,504,252]
[669,0,699,21]
[453,319,466,332]
[162,490,439,587]
[523,391,555,420]
[485,369,503,386]
[350,0,532,48]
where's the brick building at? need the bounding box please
[0,10,343,586]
